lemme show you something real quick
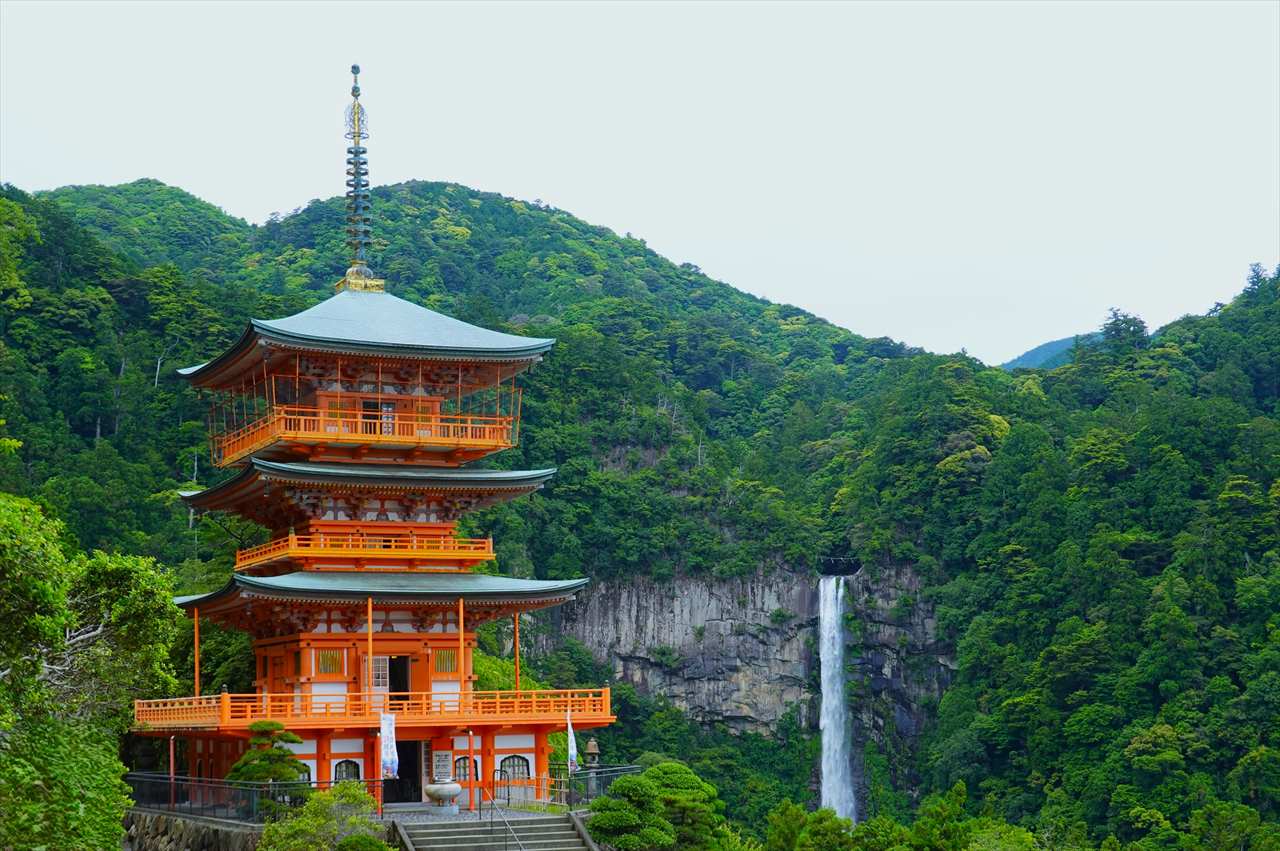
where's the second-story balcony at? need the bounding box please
[235,530,495,571]
[214,406,515,467]
[134,688,614,732]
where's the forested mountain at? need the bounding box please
[1,178,1277,847]
[1001,333,1100,371]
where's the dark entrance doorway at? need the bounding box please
[383,741,421,804]
[389,656,410,696]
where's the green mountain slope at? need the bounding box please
[1001,332,1101,370]
[2,179,1278,844]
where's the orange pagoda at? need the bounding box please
[133,66,613,809]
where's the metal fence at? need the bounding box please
[546,764,643,807]
[125,772,380,823]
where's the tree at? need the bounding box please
[587,774,676,850]
[256,780,391,851]
[226,720,309,784]
[641,760,726,850]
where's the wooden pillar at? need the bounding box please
[481,730,496,803]
[467,729,476,811]
[366,597,374,695]
[534,729,551,802]
[317,732,331,785]
[513,612,520,692]
[370,731,383,815]
[457,598,465,691]
[193,607,201,697]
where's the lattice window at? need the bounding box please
[434,648,457,674]
[499,755,531,781]
[335,759,360,781]
[317,649,343,675]
[371,655,390,690]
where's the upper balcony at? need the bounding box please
[134,688,614,732]
[235,529,495,572]
[213,405,516,467]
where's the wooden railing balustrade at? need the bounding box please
[213,405,515,466]
[234,531,494,570]
[135,688,612,730]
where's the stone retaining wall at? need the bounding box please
[124,809,261,851]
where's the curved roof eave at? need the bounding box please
[176,290,555,386]
[181,461,557,510]
[172,572,589,610]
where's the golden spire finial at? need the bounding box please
[337,63,385,293]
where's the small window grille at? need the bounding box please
[317,650,343,675]
[434,649,457,674]
[372,655,390,690]
[335,759,360,781]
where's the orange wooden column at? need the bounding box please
[534,729,551,801]
[366,597,374,694]
[513,612,520,691]
[457,598,465,690]
[467,728,476,811]
[193,607,201,697]
[481,731,496,804]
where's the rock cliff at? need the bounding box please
[538,563,954,756]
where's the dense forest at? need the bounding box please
[1,178,1277,848]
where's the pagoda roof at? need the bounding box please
[178,289,554,386]
[183,460,556,513]
[174,571,588,610]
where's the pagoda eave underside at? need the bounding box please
[179,327,547,390]
[183,460,556,516]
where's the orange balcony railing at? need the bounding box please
[213,405,515,466]
[134,688,613,731]
[235,532,495,570]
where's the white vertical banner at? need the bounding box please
[380,713,399,779]
[566,709,578,775]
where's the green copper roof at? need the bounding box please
[175,571,588,609]
[182,460,556,512]
[250,460,556,487]
[179,289,553,382]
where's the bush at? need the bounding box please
[335,833,393,851]
[257,781,388,851]
[588,774,676,850]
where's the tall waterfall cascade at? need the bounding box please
[819,575,858,821]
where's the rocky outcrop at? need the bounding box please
[124,810,261,851]
[538,562,954,773]
[539,569,818,733]
[844,563,954,744]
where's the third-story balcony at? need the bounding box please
[213,405,515,467]
[235,531,495,571]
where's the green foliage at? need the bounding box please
[0,714,131,851]
[2,177,1278,844]
[640,760,726,849]
[587,774,677,850]
[225,720,308,784]
[256,780,389,851]
[0,493,178,850]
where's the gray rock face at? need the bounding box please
[540,563,952,750]
[842,564,955,762]
[539,569,819,733]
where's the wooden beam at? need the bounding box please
[193,607,201,697]
[513,612,520,692]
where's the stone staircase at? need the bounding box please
[398,813,590,851]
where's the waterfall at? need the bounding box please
[819,574,858,821]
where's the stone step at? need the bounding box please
[409,839,585,851]
[400,814,587,851]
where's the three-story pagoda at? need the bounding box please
[133,66,613,809]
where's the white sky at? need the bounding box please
[2,1,1277,363]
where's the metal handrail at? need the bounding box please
[479,781,525,851]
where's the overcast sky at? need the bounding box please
[2,1,1277,363]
